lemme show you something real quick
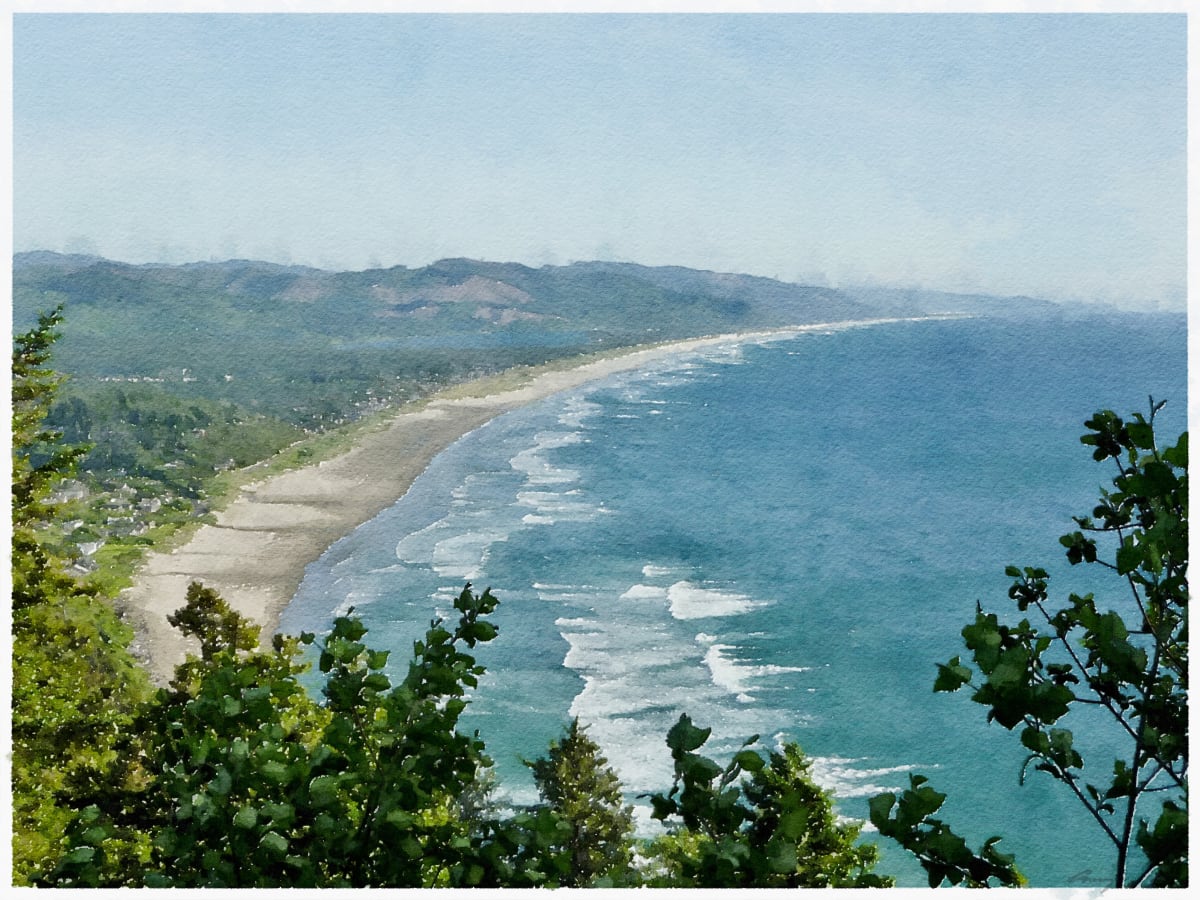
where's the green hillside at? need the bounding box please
[13,253,891,422]
[11,252,1062,586]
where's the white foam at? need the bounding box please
[494,784,540,810]
[331,591,366,617]
[619,584,669,603]
[509,431,584,486]
[536,584,604,605]
[698,637,811,704]
[809,756,928,799]
[561,643,676,686]
[516,489,587,512]
[642,563,688,579]
[430,529,508,579]
[449,472,503,506]
[694,343,747,365]
[515,488,606,525]
[537,429,584,450]
[568,703,679,796]
[557,396,601,428]
[652,375,694,389]
[667,580,765,619]
[367,563,409,575]
[509,446,579,485]
[393,519,446,563]
[536,590,597,605]
[704,644,757,703]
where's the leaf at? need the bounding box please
[666,714,712,753]
[1126,421,1155,450]
[1136,800,1188,887]
[1162,432,1187,468]
[962,613,1002,672]
[934,657,972,692]
[681,752,723,783]
[63,846,96,865]
[1059,532,1098,566]
[648,793,676,821]
[363,673,391,692]
[308,774,340,808]
[1020,727,1050,755]
[209,766,233,796]
[258,831,288,856]
[366,648,390,669]
[1047,728,1082,769]
[867,792,897,828]
[733,749,766,773]
[1116,541,1143,575]
[778,808,811,841]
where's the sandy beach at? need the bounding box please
[120,321,897,683]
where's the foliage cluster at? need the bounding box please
[10,308,152,875]
[644,715,890,887]
[41,584,512,887]
[47,382,303,499]
[871,401,1188,888]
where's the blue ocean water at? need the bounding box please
[281,312,1186,886]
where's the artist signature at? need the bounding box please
[1065,868,1109,887]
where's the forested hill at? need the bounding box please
[12,252,1061,423]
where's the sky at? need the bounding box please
[11,7,1189,310]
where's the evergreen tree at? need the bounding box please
[527,717,636,886]
[11,305,90,610]
[10,308,150,882]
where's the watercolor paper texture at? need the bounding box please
[9,4,1190,890]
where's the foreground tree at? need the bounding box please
[644,714,891,887]
[10,308,149,881]
[39,583,529,887]
[11,306,88,610]
[873,401,1187,887]
[526,717,636,886]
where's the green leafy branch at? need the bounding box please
[902,401,1187,888]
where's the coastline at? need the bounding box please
[120,319,914,683]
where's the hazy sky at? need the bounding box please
[12,11,1187,309]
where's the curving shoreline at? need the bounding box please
[120,319,914,683]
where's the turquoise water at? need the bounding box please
[281,312,1186,886]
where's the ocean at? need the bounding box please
[280,311,1186,886]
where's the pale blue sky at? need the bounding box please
[13,13,1187,309]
